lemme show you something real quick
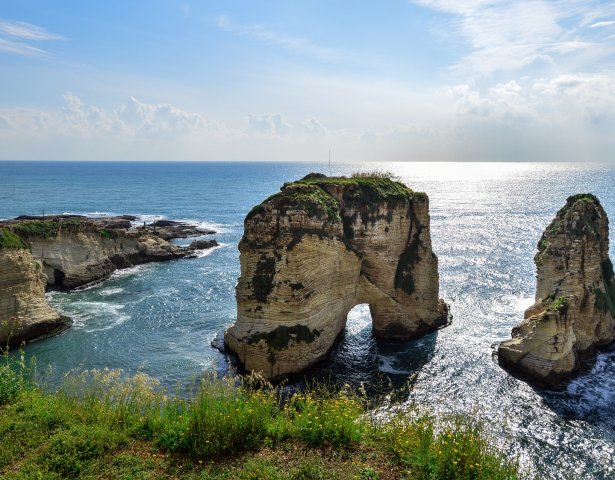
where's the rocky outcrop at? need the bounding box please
[499,194,615,387]
[1,217,217,289]
[0,233,70,348]
[225,173,449,380]
[0,215,217,346]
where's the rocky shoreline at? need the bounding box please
[0,214,218,348]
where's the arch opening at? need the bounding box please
[346,303,372,336]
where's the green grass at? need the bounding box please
[249,184,342,222]
[0,354,523,479]
[10,219,84,239]
[291,174,416,204]
[0,228,29,250]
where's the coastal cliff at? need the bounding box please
[0,216,217,346]
[499,194,615,386]
[3,217,215,289]
[0,229,69,348]
[225,173,449,380]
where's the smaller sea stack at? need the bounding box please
[499,194,615,387]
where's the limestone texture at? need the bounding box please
[225,174,449,379]
[0,248,70,348]
[499,194,615,387]
[1,217,216,289]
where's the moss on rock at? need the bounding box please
[246,325,321,351]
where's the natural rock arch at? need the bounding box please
[225,174,449,380]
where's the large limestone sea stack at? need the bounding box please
[499,194,615,386]
[225,173,449,380]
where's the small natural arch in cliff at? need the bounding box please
[346,304,372,335]
[225,174,449,380]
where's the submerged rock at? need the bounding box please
[225,173,449,380]
[0,238,70,349]
[499,194,615,387]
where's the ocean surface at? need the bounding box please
[1,161,614,478]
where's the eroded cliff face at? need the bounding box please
[225,174,449,380]
[0,246,69,348]
[499,194,615,386]
[6,220,204,289]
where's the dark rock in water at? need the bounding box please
[14,214,86,221]
[120,215,138,221]
[104,220,132,229]
[189,239,219,250]
[144,220,215,240]
[150,220,178,227]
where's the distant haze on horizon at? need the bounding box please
[1,1,614,162]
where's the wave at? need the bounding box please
[377,355,410,375]
[99,287,125,296]
[46,296,130,332]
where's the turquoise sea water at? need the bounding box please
[1,161,614,478]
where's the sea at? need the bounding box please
[1,160,614,479]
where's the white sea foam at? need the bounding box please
[194,243,225,258]
[46,295,130,332]
[565,352,615,415]
[377,355,410,375]
[110,263,149,278]
[174,218,232,235]
[99,287,125,296]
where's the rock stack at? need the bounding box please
[499,194,615,387]
[225,173,449,380]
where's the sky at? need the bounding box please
[1,0,615,162]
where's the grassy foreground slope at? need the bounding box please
[0,354,522,480]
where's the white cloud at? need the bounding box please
[413,1,615,78]
[0,18,65,57]
[590,20,615,28]
[301,118,328,137]
[0,37,46,56]
[0,19,65,41]
[248,113,292,135]
[215,15,340,61]
[0,93,209,139]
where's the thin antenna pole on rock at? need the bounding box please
[328,149,331,176]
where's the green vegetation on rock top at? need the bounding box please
[566,193,600,206]
[246,173,422,223]
[266,184,342,221]
[292,172,417,203]
[11,219,83,239]
[546,193,604,239]
[0,228,29,250]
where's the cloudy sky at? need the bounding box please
[1,0,614,161]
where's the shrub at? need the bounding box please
[284,387,365,446]
[0,350,28,405]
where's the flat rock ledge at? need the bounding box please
[225,173,449,380]
[499,194,615,388]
